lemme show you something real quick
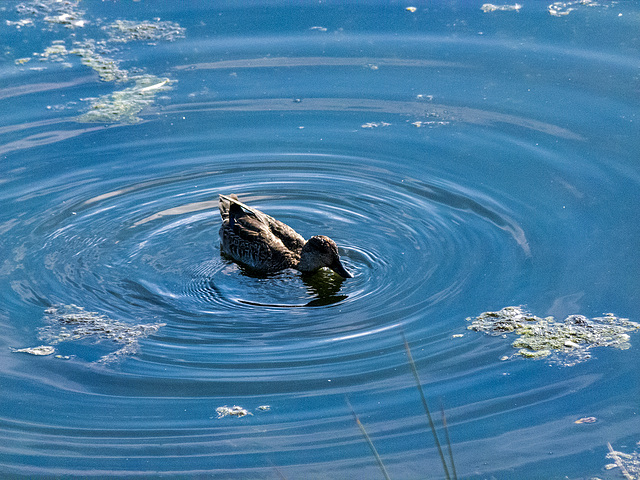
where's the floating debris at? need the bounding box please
[78,75,172,124]
[548,0,600,17]
[256,405,271,411]
[406,7,418,13]
[481,4,522,12]
[38,304,165,364]
[467,306,639,366]
[575,416,597,424]
[216,405,252,418]
[10,345,55,356]
[412,120,450,128]
[606,441,640,479]
[103,19,186,43]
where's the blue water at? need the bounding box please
[1,1,639,478]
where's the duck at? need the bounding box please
[218,194,352,278]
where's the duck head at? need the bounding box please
[298,235,352,278]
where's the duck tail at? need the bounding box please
[218,194,239,220]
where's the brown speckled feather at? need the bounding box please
[217,194,352,278]
[218,194,304,272]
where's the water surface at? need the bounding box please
[1,1,639,478]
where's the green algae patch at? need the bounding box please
[70,40,128,82]
[78,75,172,124]
[38,304,165,364]
[104,19,186,43]
[12,3,183,124]
[467,306,639,366]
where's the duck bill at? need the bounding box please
[331,260,353,278]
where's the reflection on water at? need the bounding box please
[1,0,639,478]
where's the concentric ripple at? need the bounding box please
[11,152,531,370]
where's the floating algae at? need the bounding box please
[77,75,172,124]
[216,406,252,418]
[12,3,182,124]
[26,40,174,123]
[15,0,86,28]
[548,0,601,17]
[605,441,640,479]
[215,405,271,418]
[467,306,639,366]
[38,304,165,364]
[104,19,186,43]
[45,11,86,28]
[10,345,55,356]
[70,40,128,82]
[481,4,522,12]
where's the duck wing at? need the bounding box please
[219,194,305,252]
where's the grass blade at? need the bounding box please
[403,335,452,480]
[346,396,391,480]
[440,403,458,480]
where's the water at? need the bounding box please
[1,1,639,478]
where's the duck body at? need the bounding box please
[218,194,352,278]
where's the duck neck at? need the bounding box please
[296,251,316,273]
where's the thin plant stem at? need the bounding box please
[346,396,391,480]
[403,335,452,480]
[440,403,458,480]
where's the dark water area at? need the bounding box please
[1,1,639,478]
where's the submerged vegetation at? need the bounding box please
[467,306,639,366]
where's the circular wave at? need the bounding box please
[11,152,532,372]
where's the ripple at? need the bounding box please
[3,150,532,375]
[3,4,638,476]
